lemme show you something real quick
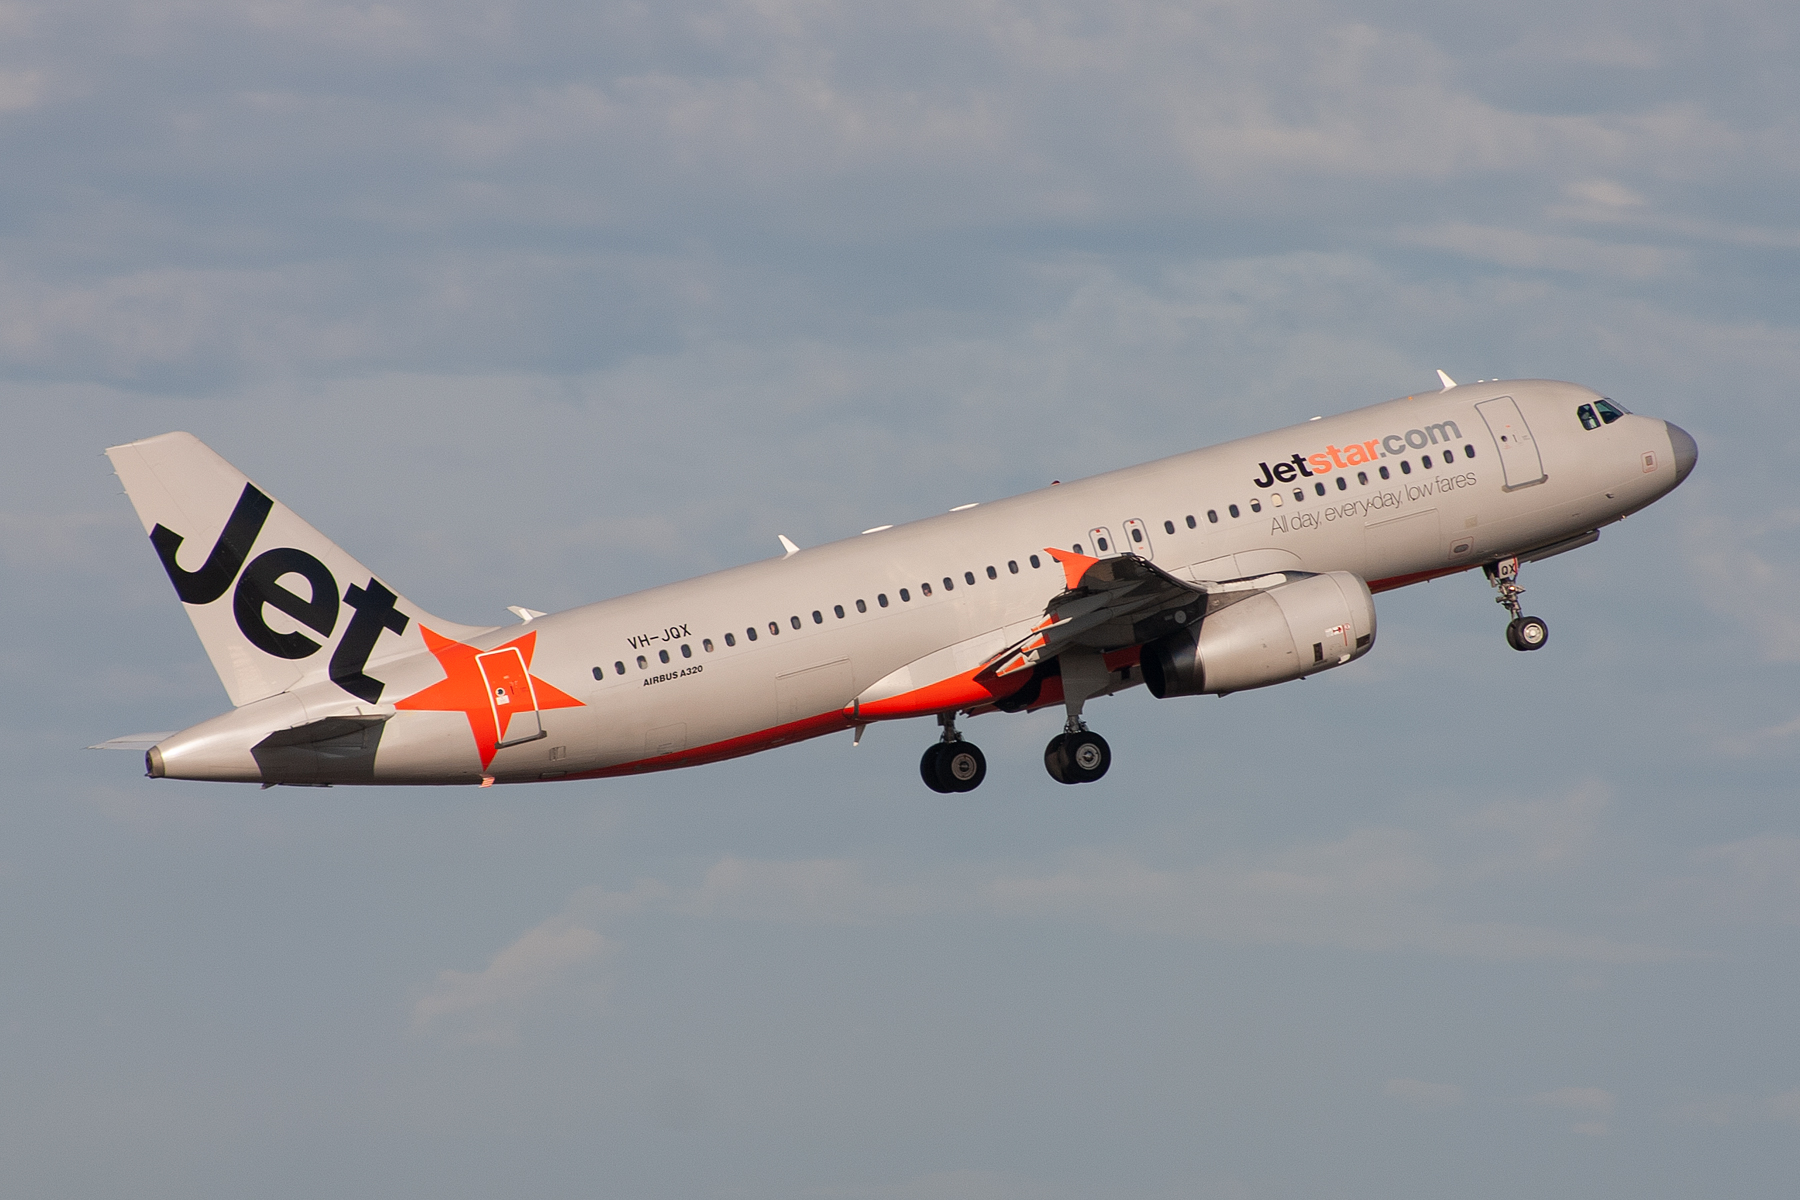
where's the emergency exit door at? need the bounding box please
[1475,395,1547,491]
[478,646,546,749]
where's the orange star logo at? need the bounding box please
[395,627,584,769]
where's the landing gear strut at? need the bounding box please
[1043,650,1113,784]
[1486,557,1549,651]
[920,712,986,793]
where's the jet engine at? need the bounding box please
[1140,571,1376,698]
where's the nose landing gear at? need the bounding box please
[1486,557,1549,651]
[920,712,986,793]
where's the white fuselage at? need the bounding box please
[147,379,1690,785]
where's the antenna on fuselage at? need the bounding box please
[1437,370,1458,391]
[778,535,801,557]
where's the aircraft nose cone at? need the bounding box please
[1665,421,1698,485]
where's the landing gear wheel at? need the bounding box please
[1065,731,1111,783]
[1044,731,1111,784]
[1506,615,1549,651]
[920,744,951,793]
[936,742,986,792]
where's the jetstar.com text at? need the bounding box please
[1252,420,1463,489]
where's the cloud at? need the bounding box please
[1533,1085,1615,1113]
[409,915,615,1046]
[1533,1086,1615,1135]
[1460,782,1610,874]
[1397,223,1679,280]
[1681,505,1800,663]
[684,856,942,925]
[1383,1078,1465,1109]
[1770,1090,1800,1127]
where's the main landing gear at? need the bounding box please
[1486,557,1549,652]
[1043,649,1113,785]
[920,712,986,794]
[1045,723,1111,785]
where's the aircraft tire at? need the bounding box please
[920,744,952,793]
[1506,615,1549,652]
[937,742,987,792]
[1044,734,1076,785]
[1065,731,1112,783]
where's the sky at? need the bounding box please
[3,1,1799,1196]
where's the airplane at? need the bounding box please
[93,374,1696,793]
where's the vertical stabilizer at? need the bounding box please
[106,432,490,707]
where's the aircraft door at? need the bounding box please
[1088,527,1117,556]
[1475,396,1547,491]
[1122,518,1153,559]
[478,646,546,748]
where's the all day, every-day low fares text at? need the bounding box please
[94,375,1696,792]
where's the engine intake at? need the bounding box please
[1140,571,1376,698]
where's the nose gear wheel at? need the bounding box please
[1486,556,1550,652]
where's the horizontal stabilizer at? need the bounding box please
[88,732,176,751]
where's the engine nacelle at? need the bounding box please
[1140,571,1376,698]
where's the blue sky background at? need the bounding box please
[4,2,1798,1196]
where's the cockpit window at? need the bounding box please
[1595,398,1626,424]
[1577,403,1600,431]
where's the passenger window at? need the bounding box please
[1073,543,1083,554]
[791,615,803,629]
[1007,561,1018,574]
[1400,460,1412,474]
[1163,520,1175,535]
[1096,536,1109,552]
[943,577,954,591]
[769,621,780,635]
[1336,476,1347,490]
[1465,444,1476,457]
[900,588,910,601]
[703,639,713,652]
[1228,505,1239,518]
[592,666,603,680]
[680,644,692,658]
[1595,398,1625,424]
[965,571,976,585]
[1442,448,1453,462]
[1379,465,1390,479]
[833,605,844,619]
[855,599,866,613]
[1316,481,1328,494]
[1294,489,1304,501]
[637,655,648,668]
[1029,555,1041,568]
[745,627,757,642]
[1207,510,1218,523]
[1251,499,1263,512]
[986,565,997,579]
[1186,515,1197,528]
[1357,471,1368,485]
[1270,493,1282,507]
[725,633,736,647]
[812,610,823,624]
[921,583,932,596]
[879,593,890,606]
[1421,454,1432,469]
[659,649,670,663]
[615,661,626,674]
